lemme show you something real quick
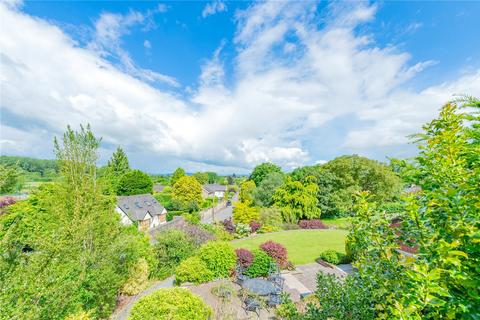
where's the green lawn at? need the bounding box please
[232,229,347,265]
[322,217,352,230]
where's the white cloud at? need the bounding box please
[143,39,151,49]
[1,1,479,173]
[202,0,227,18]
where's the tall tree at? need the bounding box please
[171,176,202,212]
[273,176,320,223]
[193,172,209,185]
[249,162,282,186]
[253,172,284,207]
[239,180,256,204]
[107,146,130,175]
[170,167,186,186]
[117,170,153,195]
[0,125,153,319]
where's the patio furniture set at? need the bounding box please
[236,262,284,316]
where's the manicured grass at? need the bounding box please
[232,229,347,265]
[322,217,352,230]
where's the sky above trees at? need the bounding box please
[1,0,479,174]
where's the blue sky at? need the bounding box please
[1,0,479,173]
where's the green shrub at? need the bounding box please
[198,241,236,278]
[235,223,251,237]
[153,230,196,279]
[245,249,273,278]
[129,287,213,320]
[282,223,300,230]
[203,223,234,241]
[258,225,281,233]
[184,211,201,224]
[121,258,149,295]
[259,207,283,228]
[65,311,93,320]
[175,256,214,285]
[318,249,340,265]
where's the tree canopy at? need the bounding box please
[0,125,153,319]
[171,176,202,212]
[117,169,153,195]
[273,176,320,223]
[170,167,186,186]
[0,164,21,194]
[253,171,284,207]
[249,162,282,186]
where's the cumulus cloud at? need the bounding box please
[1,1,479,173]
[202,0,227,18]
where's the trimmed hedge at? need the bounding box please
[298,219,328,229]
[129,288,212,320]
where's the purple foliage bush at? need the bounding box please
[298,219,328,229]
[179,222,216,246]
[260,240,288,268]
[235,248,254,268]
[222,218,235,234]
[0,197,16,209]
[249,221,261,233]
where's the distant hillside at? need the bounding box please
[0,155,58,177]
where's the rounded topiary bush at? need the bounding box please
[245,249,273,278]
[129,288,212,320]
[198,241,236,278]
[318,249,340,265]
[235,248,254,268]
[175,256,214,285]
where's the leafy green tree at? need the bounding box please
[193,172,209,184]
[314,98,480,319]
[170,167,186,186]
[0,164,21,194]
[205,171,218,184]
[0,155,58,179]
[249,162,282,186]
[239,180,256,203]
[253,172,284,206]
[107,146,130,174]
[0,125,153,319]
[117,169,153,195]
[100,146,131,194]
[171,176,202,212]
[273,176,320,223]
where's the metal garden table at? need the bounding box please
[242,278,276,296]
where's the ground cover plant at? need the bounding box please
[233,229,347,265]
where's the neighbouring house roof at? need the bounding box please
[203,184,227,193]
[117,194,166,222]
[153,184,165,193]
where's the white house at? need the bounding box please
[116,194,167,231]
[202,184,227,198]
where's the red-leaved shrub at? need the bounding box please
[259,240,288,268]
[298,219,328,229]
[235,248,254,268]
[222,218,235,234]
[249,221,261,233]
[0,197,16,209]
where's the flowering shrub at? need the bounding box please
[298,219,328,229]
[235,223,251,237]
[235,248,254,268]
[260,240,288,268]
[222,218,235,234]
[179,222,216,246]
[249,220,261,233]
